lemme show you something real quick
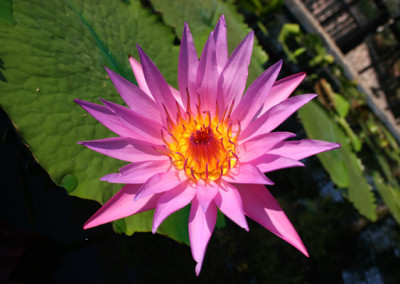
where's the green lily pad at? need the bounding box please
[0,0,15,26]
[0,0,198,243]
[373,172,400,225]
[299,101,377,221]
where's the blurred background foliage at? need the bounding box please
[1,0,400,283]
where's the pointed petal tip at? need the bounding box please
[83,221,94,230]
[99,175,108,181]
[243,223,250,232]
[217,14,226,26]
[195,262,202,276]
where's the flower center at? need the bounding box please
[160,93,240,182]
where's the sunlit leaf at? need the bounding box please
[0,0,194,243]
[299,101,377,221]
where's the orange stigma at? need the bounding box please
[160,94,240,182]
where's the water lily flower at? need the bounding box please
[75,15,339,275]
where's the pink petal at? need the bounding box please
[74,99,138,138]
[152,181,195,233]
[169,85,184,107]
[223,163,274,185]
[235,183,309,257]
[196,180,218,212]
[178,23,199,111]
[217,32,254,114]
[240,94,317,142]
[135,170,186,200]
[268,139,341,160]
[253,154,304,173]
[196,31,218,113]
[105,68,160,122]
[231,60,282,128]
[137,45,180,121]
[259,72,306,116]
[129,56,153,98]
[239,132,296,163]
[215,182,248,231]
[78,137,165,163]
[189,196,217,276]
[84,184,159,229]
[100,99,162,143]
[213,15,228,74]
[100,159,171,184]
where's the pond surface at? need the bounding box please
[2,107,400,283]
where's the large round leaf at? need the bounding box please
[0,0,197,243]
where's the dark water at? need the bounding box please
[1,107,400,284]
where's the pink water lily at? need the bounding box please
[75,15,339,275]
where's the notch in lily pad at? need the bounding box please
[61,174,77,193]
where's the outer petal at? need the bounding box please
[215,182,248,231]
[137,45,180,120]
[178,23,199,110]
[259,72,306,116]
[189,196,217,276]
[129,56,153,98]
[100,159,171,184]
[135,170,186,200]
[231,60,282,128]
[268,139,341,160]
[74,99,139,138]
[100,99,162,143]
[235,183,309,257]
[78,137,165,163]
[84,184,159,229]
[217,32,254,114]
[213,15,228,74]
[152,181,195,233]
[105,68,160,122]
[196,32,218,113]
[196,180,218,212]
[238,132,296,163]
[223,163,274,185]
[240,94,317,142]
[252,154,304,173]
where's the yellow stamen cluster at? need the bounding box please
[160,92,240,182]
